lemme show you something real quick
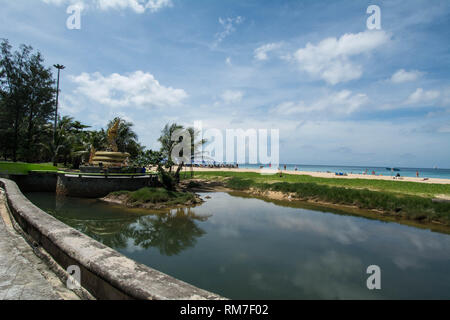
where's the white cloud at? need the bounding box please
[70,71,187,108]
[220,90,244,104]
[214,16,244,47]
[405,88,440,105]
[254,42,282,61]
[294,31,390,85]
[273,90,368,115]
[97,0,172,13]
[225,57,232,66]
[41,0,172,13]
[42,0,68,4]
[390,69,423,83]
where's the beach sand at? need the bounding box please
[190,167,450,185]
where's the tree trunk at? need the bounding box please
[174,161,184,184]
[26,104,34,163]
[12,102,20,162]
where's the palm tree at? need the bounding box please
[42,115,89,167]
[106,117,142,158]
[158,122,207,182]
[158,123,184,172]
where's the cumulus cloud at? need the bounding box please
[254,42,282,61]
[214,16,244,47]
[293,31,390,85]
[390,69,423,83]
[273,90,368,115]
[70,71,187,108]
[405,88,440,105]
[41,0,172,13]
[221,90,244,104]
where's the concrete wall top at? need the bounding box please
[0,178,224,300]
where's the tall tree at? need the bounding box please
[23,51,55,162]
[0,39,55,162]
[0,40,30,161]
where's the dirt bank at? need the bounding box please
[100,191,204,210]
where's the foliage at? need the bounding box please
[157,164,176,190]
[105,117,143,159]
[132,149,162,168]
[220,175,450,225]
[192,171,450,198]
[0,40,145,168]
[0,39,56,162]
[156,122,207,186]
[111,187,196,206]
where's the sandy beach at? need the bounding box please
[190,167,450,185]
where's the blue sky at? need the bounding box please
[1,0,449,168]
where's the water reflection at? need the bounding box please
[131,208,209,256]
[26,192,450,299]
[31,194,210,256]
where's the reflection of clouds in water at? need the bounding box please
[392,255,424,270]
[291,250,372,299]
[124,238,144,253]
[388,228,450,270]
[217,225,241,238]
[249,272,275,293]
[200,193,369,245]
[270,213,369,245]
[233,252,249,262]
[198,195,265,238]
[196,192,450,281]
[403,231,446,252]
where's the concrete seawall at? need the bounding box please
[56,173,159,198]
[0,172,57,193]
[0,178,224,300]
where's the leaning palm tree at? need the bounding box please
[157,122,207,182]
[175,126,208,179]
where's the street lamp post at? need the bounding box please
[53,64,65,144]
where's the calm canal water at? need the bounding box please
[26,192,450,299]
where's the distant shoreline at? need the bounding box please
[189,167,450,185]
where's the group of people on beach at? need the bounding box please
[185,163,239,169]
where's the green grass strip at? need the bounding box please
[0,161,58,175]
[192,171,450,198]
[225,176,450,225]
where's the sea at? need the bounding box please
[237,164,450,180]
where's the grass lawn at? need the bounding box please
[190,171,450,198]
[61,171,157,176]
[111,187,196,206]
[0,161,59,175]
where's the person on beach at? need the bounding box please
[416,171,419,177]
[284,165,287,171]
